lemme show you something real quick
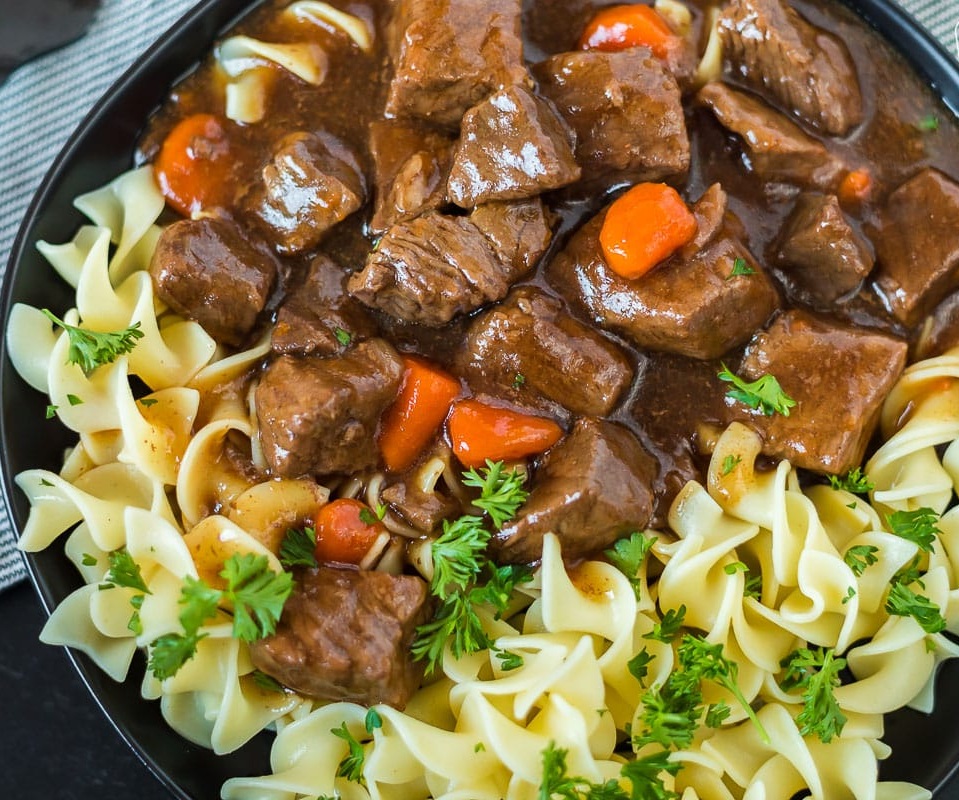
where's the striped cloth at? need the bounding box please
[0,0,957,591]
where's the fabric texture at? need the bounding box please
[0,0,957,591]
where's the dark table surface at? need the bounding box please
[1,579,172,800]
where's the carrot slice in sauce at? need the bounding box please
[578,4,679,59]
[599,182,698,280]
[154,113,234,216]
[447,399,563,468]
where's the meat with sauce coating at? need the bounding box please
[249,566,432,708]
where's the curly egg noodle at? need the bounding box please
[7,167,959,799]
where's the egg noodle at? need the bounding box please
[8,167,958,799]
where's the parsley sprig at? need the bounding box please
[279,526,318,569]
[538,742,680,800]
[885,582,947,634]
[886,507,940,552]
[779,647,847,742]
[605,532,656,599]
[463,459,529,529]
[843,544,879,577]
[42,308,143,374]
[99,548,152,635]
[718,364,796,417]
[829,467,875,494]
[148,553,292,680]
[411,461,532,674]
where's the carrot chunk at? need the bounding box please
[379,355,461,472]
[313,498,385,565]
[599,182,698,279]
[447,399,563,468]
[154,113,234,216]
[838,168,873,207]
[578,4,678,59]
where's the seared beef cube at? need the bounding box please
[914,291,959,362]
[730,310,907,474]
[775,193,874,307]
[369,120,454,235]
[447,85,580,207]
[873,168,959,326]
[490,418,657,563]
[256,340,404,477]
[250,566,431,707]
[679,182,727,259]
[385,0,527,128]
[456,287,633,417]
[245,131,365,255]
[150,216,278,347]
[272,255,378,357]
[381,479,460,533]
[469,198,553,273]
[534,49,688,187]
[697,82,842,189]
[718,0,862,135]
[549,212,779,360]
[348,200,551,326]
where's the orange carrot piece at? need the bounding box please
[447,399,563,469]
[154,113,234,216]
[838,168,873,207]
[599,182,698,280]
[313,498,386,565]
[578,4,678,59]
[379,355,461,472]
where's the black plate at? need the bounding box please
[1,1,958,798]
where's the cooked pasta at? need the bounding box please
[9,170,957,793]
[7,0,959,796]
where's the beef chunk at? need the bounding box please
[718,0,863,135]
[150,216,278,347]
[729,310,907,474]
[490,418,657,563]
[534,49,689,187]
[468,198,553,273]
[369,120,454,235]
[697,82,842,189]
[914,291,959,362]
[381,479,460,533]
[245,131,365,255]
[774,193,874,307]
[272,255,378,357]
[256,339,404,477]
[680,182,728,259]
[250,566,431,707]
[873,168,959,326]
[348,200,551,326]
[455,286,633,417]
[385,0,527,128]
[447,85,580,207]
[549,206,779,360]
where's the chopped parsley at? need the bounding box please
[829,467,874,494]
[333,327,353,347]
[41,308,143,374]
[279,526,318,569]
[643,605,686,643]
[886,507,940,552]
[728,256,755,278]
[148,553,292,680]
[779,646,847,742]
[843,544,879,577]
[462,459,529,529]
[604,531,656,599]
[718,364,796,417]
[885,582,946,634]
[720,454,742,475]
